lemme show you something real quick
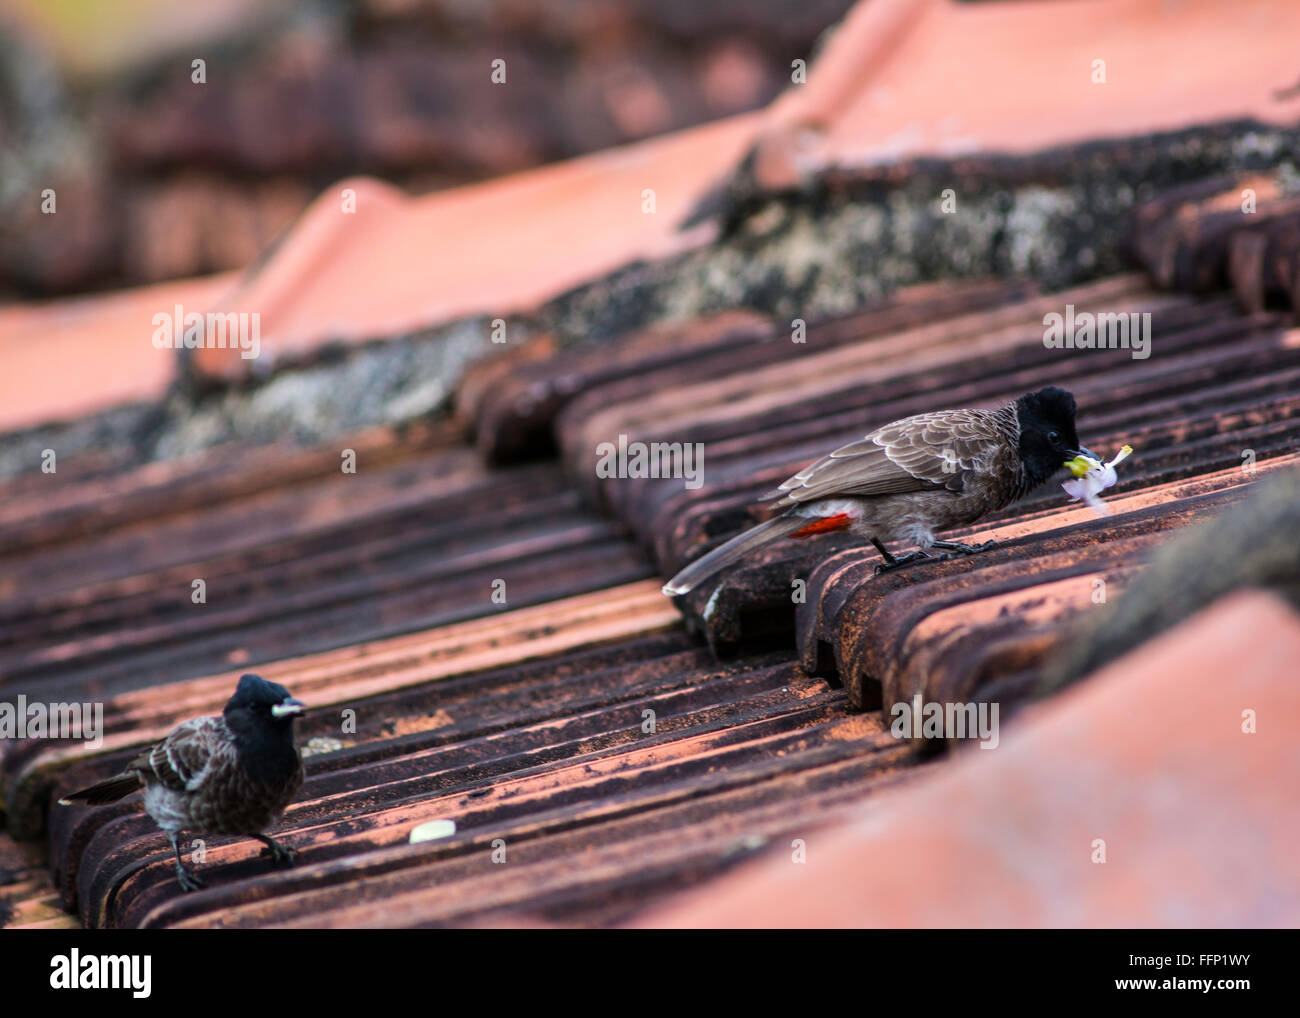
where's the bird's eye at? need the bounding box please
[1048,430,1061,445]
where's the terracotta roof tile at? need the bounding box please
[635,590,1300,928]
[190,116,760,380]
[0,272,234,432]
[0,114,760,426]
[746,0,1300,191]
[9,261,1297,927]
[10,1,1300,426]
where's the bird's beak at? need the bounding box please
[1063,447,1100,478]
[271,698,305,718]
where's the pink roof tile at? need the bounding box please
[192,114,760,379]
[0,114,759,418]
[749,0,1300,189]
[0,272,235,432]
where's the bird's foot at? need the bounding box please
[931,539,998,557]
[258,838,296,867]
[175,865,206,892]
[873,550,932,575]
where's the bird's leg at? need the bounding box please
[253,833,296,867]
[168,832,205,892]
[931,539,999,557]
[871,538,932,575]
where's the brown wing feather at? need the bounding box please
[764,408,1012,508]
[127,717,224,791]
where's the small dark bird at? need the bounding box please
[664,386,1092,595]
[59,673,305,892]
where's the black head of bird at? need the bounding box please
[223,673,304,726]
[221,673,304,778]
[1014,386,1092,489]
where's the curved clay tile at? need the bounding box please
[636,590,1300,928]
[749,0,1300,188]
[191,114,761,380]
[0,273,235,432]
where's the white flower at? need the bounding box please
[1062,445,1133,516]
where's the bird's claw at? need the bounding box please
[873,551,932,575]
[874,540,998,573]
[932,540,998,557]
[260,842,296,867]
[176,866,206,892]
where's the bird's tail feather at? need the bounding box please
[662,515,806,596]
[58,773,141,806]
